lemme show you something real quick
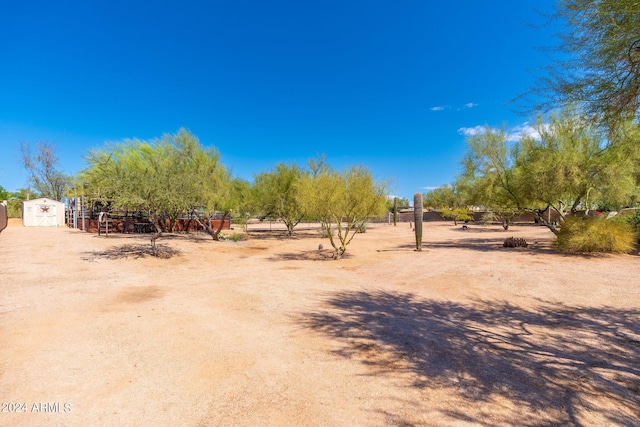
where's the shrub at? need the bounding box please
[354,222,367,233]
[319,223,335,238]
[222,232,246,242]
[624,209,640,231]
[481,211,498,226]
[555,215,637,253]
[441,207,473,225]
[7,200,22,218]
[504,237,528,248]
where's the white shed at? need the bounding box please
[22,198,65,227]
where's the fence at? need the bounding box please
[65,197,232,234]
[0,202,7,233]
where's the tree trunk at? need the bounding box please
[150,220,163,257]
[530,209,560,235]
[194,213,228,241]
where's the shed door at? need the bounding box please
[34,203,57,226]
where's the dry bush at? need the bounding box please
[555,215,637,253]
[503,237,528,248]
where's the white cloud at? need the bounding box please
[507,122,550,141]
[431,103,477,111]
[457,125,488,137]
[431,103,479,112]
[458,122,550,141]
[422,186,439,191]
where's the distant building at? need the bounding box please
[22,198,65,227]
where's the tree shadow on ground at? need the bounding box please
[246,228,324,241]
[426,238,555,254]
[299,291,640,426]
[83,244,182,260]
[246,230,300,240]
[383,239,555,254]
[386,239,629,259]
[450,225,511,233]
[92,232,210,244]
[155,233,210,244]
[269,249,353,262]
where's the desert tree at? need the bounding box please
[252,163,305,237]
[457,126,528,231]
[0,187,35,218]
[460,111,640,234]
[386,196,410,211]
[298,164,387,259]
[0,186,20,218]
[423,184,472,226]
[81,129,227,254]
[82,138,172,254]
[423,185,464,210]
[532,0,640,127]
[0,185,9,201]
[20,141,69,201]
[191,162,245,241]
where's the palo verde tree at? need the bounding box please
[20,141,69,201]
[252,163,305,237]
[192,167,246,241]
[226,178,254,232]
[298,164,387,259]
[517,113,640,226]
[423,184,472,226]
[459,110,640,234]
[81,129,228,254]
[457,126,528,231]
[533,0,640,127]
[82,138,176,254]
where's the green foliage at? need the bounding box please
[623,209,640,231]
[423,185,465,210]
[220,232,246,242]
[387,196,410,212]
[480,211,498,226]
[252,163,305,237]
[0,187,35,217]
[534,0,640,125]
[458,125,527,211]
[228,179,254,231]
[80,128,232,251]
[6,201,22,218]
[441,208,473,224]
[458,111,640,234]
[517,113,639,215]
[319,223,335,238]
[555,215,637,253]
[298,164,387,258]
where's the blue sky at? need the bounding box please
[0,1,558,200]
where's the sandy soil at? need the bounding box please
[0,218,638,426]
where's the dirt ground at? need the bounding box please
[1,218,638,426]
